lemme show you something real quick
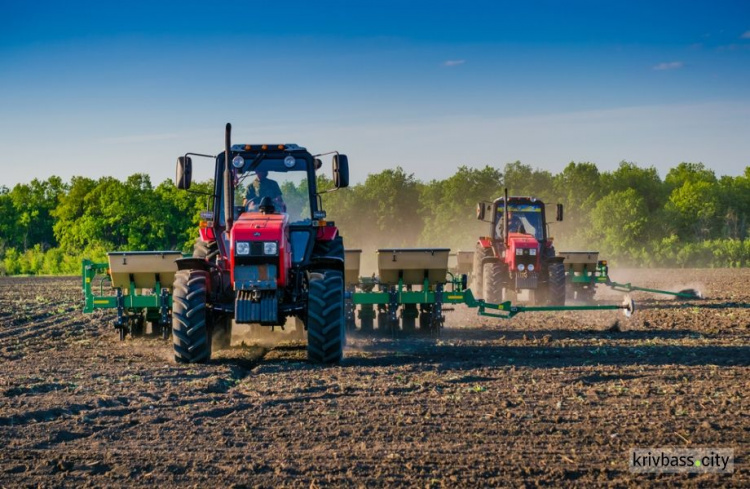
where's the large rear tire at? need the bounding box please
[193,238,218,261]
[312,236,344,260]
[306,270,345,364]
[472,244,493,299]
[172,270,212,363]
[547,263,566,306]
[482,262,505,304]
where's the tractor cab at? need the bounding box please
[494,199,547,243]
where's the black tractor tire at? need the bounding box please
[193,238,218,261]
[172,270,212,363]
[547,263,566,306]
[482,262,505,304]
[472,244,493,299]
[312,236,344,260]
[306,270,345,364]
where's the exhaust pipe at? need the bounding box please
[224,123,233,233]
[504,187,509,247]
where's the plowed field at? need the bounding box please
[1,269,748,487]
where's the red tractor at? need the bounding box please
[173,123,349,363]
[473,189,566,306]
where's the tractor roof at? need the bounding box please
[494,196,545,205]
[230,144,308,152]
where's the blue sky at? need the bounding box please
[1,0,749,186]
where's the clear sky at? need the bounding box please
[2,0,749,186]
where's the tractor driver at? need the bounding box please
[497,212,527,237]
[243,170,284,212]
[508,213,526,234]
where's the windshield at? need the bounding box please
[218,156,313,225]
[495,203,545,241]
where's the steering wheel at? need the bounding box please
[245,196,261,211]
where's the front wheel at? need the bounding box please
[172,270,212,363]
[472,244,493,299]
[306,270,345,363]
[482,262,505,304]
[547,263,566,306]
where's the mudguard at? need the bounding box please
[316,224,339,242]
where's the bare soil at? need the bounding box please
[1,269,748,488]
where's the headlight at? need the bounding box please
[516,248,523,256]
[232,155,245,169]
[529,248,537,256]
[263,241,278,255]
[284,155,296,168]
[236,242,250,255]
[527,264,535,271]
[517,263,526,271]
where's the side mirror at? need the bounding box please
[476,202,485,221]
[476,201,493,222]
[333,154,349,189]
[176,156,192,190]
[556,203,564,222]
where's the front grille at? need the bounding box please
[515,271,538,289]
[249,241,265,256]
[235,264,277,283]
[235,290,278,324]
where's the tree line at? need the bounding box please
[1,161,748,275]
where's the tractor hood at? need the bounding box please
[229,212,291,288]
[232,213,286,237]
[508,233,539,249]
[506,233,541,268]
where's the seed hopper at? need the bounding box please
[82,251,183,340]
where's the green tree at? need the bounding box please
[552,162,602,249]
[8,177,66,250]
[502,161,556,201]
[600,161,666,213]
[665,180,721,240]
[589,189,650,262]
[51,176,97,252]
[665,162,717,190]
[419,165,503,250]
[0,186,18,249]
[154,179,214,251]
[716,170,749,240]
[354,167,422,248]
